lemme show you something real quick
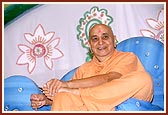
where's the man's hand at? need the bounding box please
[30,94,52,110]
[42,79,67,99]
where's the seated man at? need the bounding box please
[30,24,153,111]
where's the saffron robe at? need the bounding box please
[51,50,153,111]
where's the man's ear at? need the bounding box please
[88,41,92,52]
[113,35,117,48]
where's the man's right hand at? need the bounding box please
[30,94,52,110]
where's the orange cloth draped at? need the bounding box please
[51,50,153,111]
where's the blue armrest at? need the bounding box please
[116,98,163,111]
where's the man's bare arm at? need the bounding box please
[42,71,122,98]
[65,71,122,88]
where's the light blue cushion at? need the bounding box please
[4,75,51,111]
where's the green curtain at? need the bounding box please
[4,4,39,25]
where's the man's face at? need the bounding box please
[89,24,116,61]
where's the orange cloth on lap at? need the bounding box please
[51,50,153,111]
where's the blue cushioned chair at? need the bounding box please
[61,36,164,111]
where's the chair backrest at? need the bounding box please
[116,36,164,109]
[61,67,78,81]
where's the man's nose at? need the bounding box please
[98,38,103,44]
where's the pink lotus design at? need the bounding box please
[16,24,64,74]
[140,8,164,43]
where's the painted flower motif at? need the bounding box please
[16,24,64,74]
[140,8,164,43]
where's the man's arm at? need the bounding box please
[66,71,122,88]
[43,71,122,98]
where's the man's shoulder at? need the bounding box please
[79,60,93,68]
[76,60,92,71]
[115,50,136,57]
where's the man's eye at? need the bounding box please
[91,37,98,42]
[102,35,109,39]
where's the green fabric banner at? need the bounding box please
[4,4,39,25]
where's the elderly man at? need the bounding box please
[31,24,153,111]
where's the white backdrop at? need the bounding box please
[4,3,164,86]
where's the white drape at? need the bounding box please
[3,3,164,86]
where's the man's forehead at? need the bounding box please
[91,28,111,34]
[89,24,113,36]
[98,29,102,33]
